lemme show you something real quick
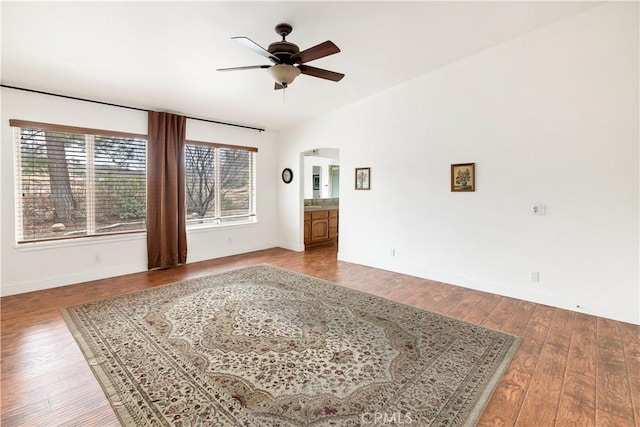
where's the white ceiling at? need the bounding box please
[1,1,596,131]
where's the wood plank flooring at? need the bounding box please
[1,245,638,426]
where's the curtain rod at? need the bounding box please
[0,84,265,133]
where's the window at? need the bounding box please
[185,141,257,226]
[12,120,257,243]
[12,120,147,243]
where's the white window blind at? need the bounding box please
[185,141,257,226]
[12,120,147,243]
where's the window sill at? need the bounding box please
[14,232,146,252]
[14,220,258,251]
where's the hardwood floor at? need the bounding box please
[1,245,638,426]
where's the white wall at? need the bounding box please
[277,3,639,324]
[1,89,279,296]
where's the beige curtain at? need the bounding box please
[146,111,187,269]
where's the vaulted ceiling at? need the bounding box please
[1,1,595,131]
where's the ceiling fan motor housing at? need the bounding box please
[268,41,299,62]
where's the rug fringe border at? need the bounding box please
[60,307,136,426]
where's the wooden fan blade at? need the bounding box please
[274,83,285,90]
[232,36,280,63]
[298,65,344,82]
[217,65,271,72]
[291,41,340,64]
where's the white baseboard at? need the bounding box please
[276,242,305,252]
[187,242,280,263]
[337,251,640,326]
[1,242,281,297]
[1,263,145,297]
[5,247,637,326]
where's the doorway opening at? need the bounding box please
[302,148,339,251]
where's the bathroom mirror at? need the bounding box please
[303,149,339,199]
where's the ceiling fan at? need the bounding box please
[217,23,344,90]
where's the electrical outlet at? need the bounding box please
[532,203,546,215]
[530,271,539,282]
[93,254,102,264]
[390,248,396,257]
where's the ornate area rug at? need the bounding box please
[61,264,520,426]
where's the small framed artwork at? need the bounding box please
[355,167,370,190]
[313,174,320,190]
[451,163,475,192]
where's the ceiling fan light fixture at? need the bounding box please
[268,64,301,86]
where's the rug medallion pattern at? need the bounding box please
[62,264,520,426]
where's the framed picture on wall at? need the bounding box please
[313,174,320,190]
[451,163,475,192]
[355,167,370,190]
